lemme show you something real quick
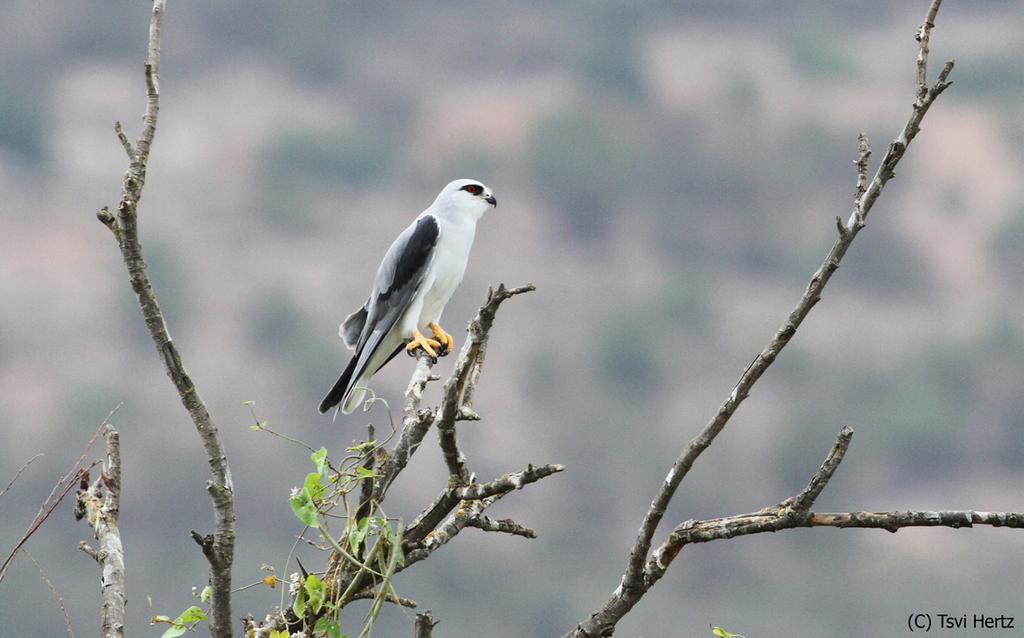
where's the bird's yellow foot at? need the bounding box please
[428,322,455,356]
[406,329,441,358]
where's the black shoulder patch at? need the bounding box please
[382,215,438,302]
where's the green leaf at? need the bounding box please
[289,491,320,528]
[177,606,207,623]
[346,440,376,452]
[388,522,405,567]
[269,631,289,638]
[292,586,307,618]
[311,447,328,475]
[199,585,212,602]
[315,616,342,638]
[348,517,371,554]
[160,627,187,638]
[354,466,377,479]
[710,627,744,638]
[304,472,325,501]
[304,573,326,615]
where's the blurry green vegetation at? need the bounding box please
[593,282,708,394]
[991,204,1024,276]
[263,127,398,188]
[137,241,190,329]
[205,2,354,81]
[61,380,125,436]
[784,29,859,79]
[578,3,646,101]
[249,288,338,392]
[118,241,190,351]
[596,308,663,393]
[446,145,499,181]
[774,122,851,189]
[0,86,46,165]
[725,73,761,111]
[581,40,644,98]
[954,57,1024,100]
[530,110,640,238]
[878,342,974,469]
[842,226,931,294]
[260,126,398,231]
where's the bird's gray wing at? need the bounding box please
[319,214,440,415]
[351,214,440,376]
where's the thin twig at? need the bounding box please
[376,357,436,499]
[347,588,417,608]
[455,464,565,500]
[25,550,75,638]
[113,122,133,159]
[465,515,538,539]
[0,453,44,500]
[405,463,563,544]
[916,0,944,102]
[788,425,854,512]
[649,510,1023,574]
[0,410,108,587]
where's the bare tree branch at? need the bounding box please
[402,498,492,569]
[74,424,125,638]
[646,426,1020,578]
[404,463,563,545]
[455,464,565,500]
[786,425,854,512]
[0,453,44,501]
[566,3,957,636]
[25,550,75,638]
[377,283,535,502]
[0,410,112,585]
[347,588,418,608]
[414,611,439,638]
[465,515,538,539]
[95,2,236,635]
[434,284,535,483]
[306,284,556,636]
[377,358,438,499]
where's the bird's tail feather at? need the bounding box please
[341,384,368,415]
[318,354,359,414]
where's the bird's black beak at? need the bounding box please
[486,194,497,207]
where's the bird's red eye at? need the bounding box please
[461,184,482,195]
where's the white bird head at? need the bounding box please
[430,179,497,221]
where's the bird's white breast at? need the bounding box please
[417,217,477,328]
[394,215,478,338]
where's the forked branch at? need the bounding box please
[565,2,965,636]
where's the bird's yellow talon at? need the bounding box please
[406,330,440,358]
[428,322,455,356]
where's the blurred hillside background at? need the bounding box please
[2,1,1023,636]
